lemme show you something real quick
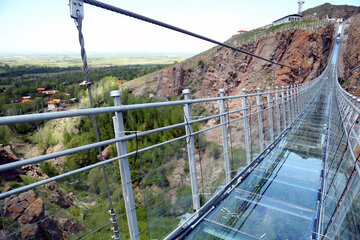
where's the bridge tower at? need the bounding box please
[298,0,305,15]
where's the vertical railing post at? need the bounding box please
[355,98,360,144]
[299,84,304,111]
[290,85,295,121]
[256,88,265,151]
[348,96,358,131]
[267,87,274,142]
[293,85,297,116]
[281,86,287,130]
[295,84,300,115]
[286,86,291,124]
[297,84,301,112]
[242,88,251,164]
[275,86,281,136]
[110,90,140,240]
[273,63,277,86]
[350,98,360,148]
[182,89,201,211]
[219,89,231,183]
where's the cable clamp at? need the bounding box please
[111,227,119,233]
[108,209,116,216]
[79,80,92,87]
[110,217,117,224]
[69,0,84,19]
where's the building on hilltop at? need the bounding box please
[273,14,302,26]
[237,30,247,34]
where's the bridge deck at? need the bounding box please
[184,83,331,239]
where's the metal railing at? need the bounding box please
[320,67,360,239]
[0,75,322,239]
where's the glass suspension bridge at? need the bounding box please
[0,1,359,240]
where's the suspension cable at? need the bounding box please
[74,10,121,240]
[82,0,300,71]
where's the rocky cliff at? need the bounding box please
[124,24,333,100]
[343,14,360,98]
[304,3,360,20]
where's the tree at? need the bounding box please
[88,167,104,194]
[0,125,12,145]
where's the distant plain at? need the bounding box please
[0,53,193,67]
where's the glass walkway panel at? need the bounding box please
[183,81,332,239]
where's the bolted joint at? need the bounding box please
[182,89,190,94]
[110,90,121,97]
[183,89,191,101]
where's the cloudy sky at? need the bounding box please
[0,0,358,54]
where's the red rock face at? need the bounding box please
[0,147,47,181]
[6,197,30,219]
[19,190,37,205]
[343,14,360,98]
[131,25,333,102]
[18,199,44,224]
[3,190,37,220]
[0,147,21,181]
[274,27,333,86]
[2,188,79,240]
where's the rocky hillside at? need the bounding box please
[304,3,360,19]
[343,14,360,98]
[0,147,84,239]
[124,24,334,99]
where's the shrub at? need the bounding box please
[40,162,59,177]
[197,60,205,69]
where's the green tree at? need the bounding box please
[0,125,12,145]
[88,167,103,194]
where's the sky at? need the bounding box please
[0,0,359,55]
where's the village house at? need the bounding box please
[42,90,59,95]
[47,99,62,110]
